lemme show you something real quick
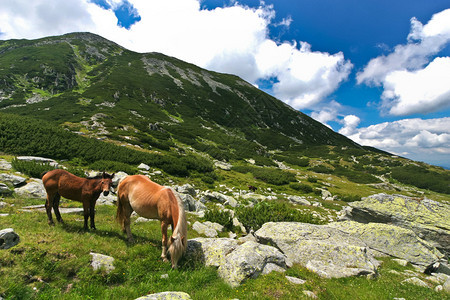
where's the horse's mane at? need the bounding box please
[167,188,187,268]
[86,172,114,180]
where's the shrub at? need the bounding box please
[307,176,318,183]
[11,158,55,178]
[391,165,450,194]
[232,165,297,185]
[89,160,137,174]
[308,165,333,174]
[337,194,362,202]
[236,201,323,232]
[203,208,234,231]
[289,182,313,193]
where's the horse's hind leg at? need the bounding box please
[89,200,96,230]
[45,192,55,226]
[82,200,90,231]
[52,193,64,224]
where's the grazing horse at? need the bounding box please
[42,169,114,230]
[248,185,257,192]
[116,175,187,269]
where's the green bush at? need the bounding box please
[89,160,137,174]
[308,165,333,174]
[11,158,56,178]
[307,176,318,183]
[391,165,450,194]
[236,201,323,232]
[337,194,362,202]
[203,208,234,231]
[289,182,313,193]
[232,165,297,185]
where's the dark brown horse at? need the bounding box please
[42,169,114,230]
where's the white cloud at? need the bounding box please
[357,8,450,116]
[342,117,450,167]
[310,100,343,128]
[0,0,352,110]
[338,115,360,136]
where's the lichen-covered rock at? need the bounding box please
[185,238,239,267]
[200,192,238,207]
[14,179,46,198]
[192,221,220,237]
[329,221,444,266]
[287,195,311,206]
[339,193,450,255]
[218,241,287,287]
[0,183,12,196]
[0,173,26,187]
[0,228,20,249]
[178,194,196,211]
[401,277,429,288]
[135,291,192,300]
[90,252,115,273]
[0,159,12,170]
[255,222,378,278]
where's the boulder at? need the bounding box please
[329,221,444,266]
[179,194,196,211]
[214,161,232,171]
[111,171,128,188]
[90,252,115,273]
[96,192,116,206]
[186,238,239,267]
[200,192,238,207]
[192,221,219,237]
[0,183,12,196]
[137,163,150,171]
[0,159,12,170]
[255,222,378,278]
[401,277,429,288]
[0,228,20,249]
[241,193,267,202]
[339,193,450,255]
[16,156,58,167]
[287,195,311,206]
[14,179,46,198]
[0,173,27,187]
[175,184,196,197]
[217,241,287,287]
[135,291,192,300]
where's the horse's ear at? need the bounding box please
[102,171,106,178]
[111,173,115,178]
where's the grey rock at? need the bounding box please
[262,263,286,275]
[175,184,196,197]
[179,193,196,211]
[138,163,150,171]
[192,221,219,237]
[218,241,287,287]
[16,156,58,167]
[329,221,443,266]
[0,173,27,187]
[185,238,239,267]
[401,277,429,288]
[339,193,450,256]
[0,183,12,196]
[0,159,12,170]
[90,252,115,273]
[135,291,192,300]
[0,228,20,249]
[285,275,306,284]
[303,290,318,299]
[214,161,232,171]
[444,277,450,293]
[255,222,378,278]
[14,179,46,198]
[287,195,311,206]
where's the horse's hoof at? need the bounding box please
[48,221,55,226]
[161,257,169,262]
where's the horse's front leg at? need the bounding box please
[89,199,96,230]
[160,221,169,262]
[82,200,90,231]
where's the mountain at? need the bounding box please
[0,32,360,161]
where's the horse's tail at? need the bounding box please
[168,188,187,268]
[115,176,128,231]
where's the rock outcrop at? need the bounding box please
[0,228,20,249]
[255,222,379,278]
[339,193,450,256]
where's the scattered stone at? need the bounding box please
[303,290,318,299]
[401,277,429,288]
[135,291,192,300]
[0,173,27,187]
[138,163,150,171]
[179,193,196,211]
[214,161,232,171]
[218,241,287,287]
[16,156,58,167]
[90,252,115,273]
[160,274,169,279]
[186,238,239,267]
[241,193,267,201]
[262,263,286,275]
[0,183,12,196]
[0,159,12,170]
[392,259,408,267]
[175,184,196,197]
[0,228,20,249]
[200,192,238,207]
[287,195,311,206]
[111,171,128,188]
[97,192,116,206]
[443,277,450,293]
[285,275,306,284]
[14,179,46,198]
[192,221,219,237]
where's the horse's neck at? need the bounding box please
[88,178,103,192]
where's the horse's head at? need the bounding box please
[101,172,115,196]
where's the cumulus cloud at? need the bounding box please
[0,0,352,110]
[357,9,450,116]
[338,115,360,136]
[342,117,450,167]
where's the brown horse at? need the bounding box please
[116,175,187,268]
[42,169,114,230]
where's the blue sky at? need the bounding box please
[1,0,449,168]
